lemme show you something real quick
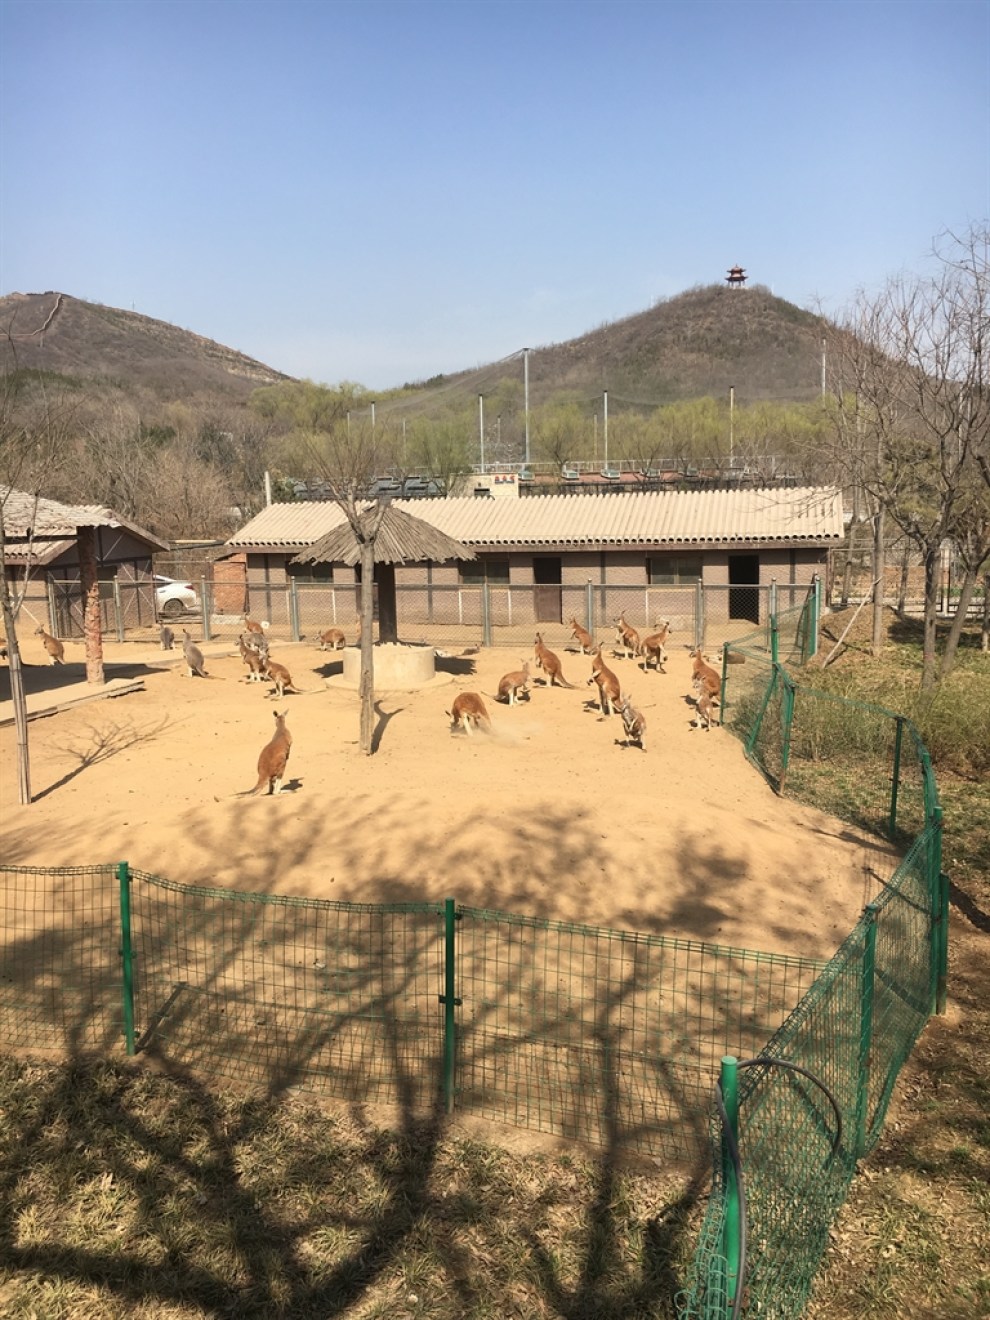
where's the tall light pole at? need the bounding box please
[523,348,531,465]
[603,390,609,470]
[478,393,485,474]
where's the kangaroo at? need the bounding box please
[588,645,622,716]
[250,709,292,795]
[243,614,268,635]
[613,613,641,660]
[640,619,672,672]
[239,633,268,682]
[35,626,64,665]
[691,647,721,701]
[263,657,301,699]
[496,660,531,705]
[448,691,491,735]
[159,624,175,651]
[620,693,647,750]
[181,629,209,678]
[533,632,575,688]
[568,616,596,654]
[318,627,345,651]
[691,685,718,731]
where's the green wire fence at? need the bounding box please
[0,593,946,1319]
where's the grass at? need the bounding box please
[0,1055,698,1319]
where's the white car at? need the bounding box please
[155,575,199,619]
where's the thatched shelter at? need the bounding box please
[292,504,475,642]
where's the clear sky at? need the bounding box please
[1,0,988,390]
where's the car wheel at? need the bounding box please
[160,599,184,620]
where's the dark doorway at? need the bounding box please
[533,556,562,623]
[728,553,760,623]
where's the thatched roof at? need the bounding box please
[292,503,476,567]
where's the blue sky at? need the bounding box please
[1,0,988,390]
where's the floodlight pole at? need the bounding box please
[603,390,609,469]
[523,348,531,465]
[478,394,485,474]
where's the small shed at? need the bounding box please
[292,503,476,642]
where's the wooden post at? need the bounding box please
[77,525,105,685]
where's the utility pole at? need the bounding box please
[478,394,485,473]
[821,337,827,397]
[729,385,735,460]
[603,390,609,470]
[523,348,531,465]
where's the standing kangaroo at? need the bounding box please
[35,626,64,665]
[182,629,209,678]
[264,657,301,698]
[568,616,596,654]
[613,614,641,660]
[640,619,672,672]
[239,633,267,682]
[620,693,647,750]
[496,660,531,705]
[318,627,345,651]
[251,709,292,795]
[533,633,575,688]
[159,624,175,651]
[588,645,622,716]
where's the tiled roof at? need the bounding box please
[227,486,843,552]
[1,488,169,549]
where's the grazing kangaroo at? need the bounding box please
[239,633,268,682]
[640,619,672,672]
[318,627,345,651]
[588,645,622,716]
[264,657,301,699]
[448,691,491,735]
[496,660,531,705]
[181,629,209,678]
[251,709,292,795]
[620,693,647,750]
[568,616,596,654]
[533,633,575,688]
[159,624,175,651]
[613,614,641,660]
[35,626,64,665]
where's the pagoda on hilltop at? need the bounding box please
[725,264,748,287]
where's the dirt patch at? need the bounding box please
[1,634,890,962]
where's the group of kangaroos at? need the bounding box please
[448,614,722,751]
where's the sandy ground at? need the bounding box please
[0,629,891,961]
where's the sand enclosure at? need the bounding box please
[1,632,891,962]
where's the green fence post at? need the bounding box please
[118,862,136,1056]
[779,675,795,793]
[888,717,904,841]
[289,577,301,642]
[770,579,779,665]
[931,805,948,1016]
[441,898,461,1114]
[856,903,879,1156]
[719,1055,742,1312]
[809,574,821,659]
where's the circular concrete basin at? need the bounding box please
[339,641,441,690]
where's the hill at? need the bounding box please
[0,291,292,402]
[397,283,829,414]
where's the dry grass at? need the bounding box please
[0,1055,698,1319]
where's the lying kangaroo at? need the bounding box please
[448,691,491,735]
[640,619,672,672]
[588,645,622,716]
[620,693,647,750]
[251,709,292,795]
[613,613,641,660]
[159,624,175,651]
[35,626,64,665]
[568,616,596,654]
[496,660,531,705]
[533,633,575,688]
[318,627,345,651]
[264,658,301,699]
[182,629,209,678]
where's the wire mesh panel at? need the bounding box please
[453,909,823,1165]
[129,873,447,1107]
[0,864,123,1053]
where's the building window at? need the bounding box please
[459,555,510,585]
[288,562,334,582]
[648,554,703,585]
